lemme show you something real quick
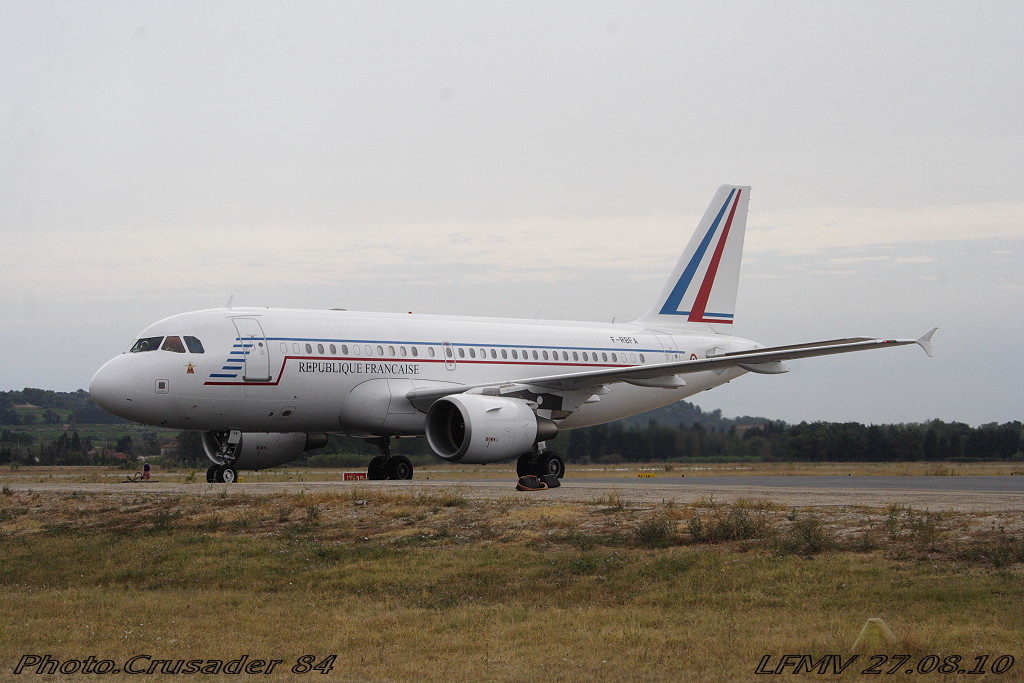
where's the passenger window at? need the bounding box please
[491,349,497,359]
[639,353,645,363]
[376,345,384,356]
[430,347,437,358]
[293,343,301,354]
[305,343,313,354]
[184,336,205,354]
[130,337,163,353]
[511,350,518,360]
[469,348,476,359]
[280,343,288,354]
[330,344,337,355]
[161,336,186,353]
[611,352,618,362]
[501,349,508,359]
[317,344,325,354]
[602,352,608,362]
[458,348,466,358]
[400,346,407,357]
[572,351,579,361]
[412,347,419,357]
[532,350,539,360]
[388,345,396,356]
[341,344,349,354]
[583,352,589,362]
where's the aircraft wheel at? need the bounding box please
[367,456,387,480]
[217,465,238,483]
[516,452,537,477]
[386,455,414,480]
[206,465,218,483]
[534,452,565,479]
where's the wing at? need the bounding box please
[406,328,937,403]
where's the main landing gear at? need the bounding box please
[206,464,239,483]
[516,450,565,479]
[366,437,414,481]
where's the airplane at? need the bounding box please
[89,185,936,483]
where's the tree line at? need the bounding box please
[562,418,1023,464]
[1,388,1021,466]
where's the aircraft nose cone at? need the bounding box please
[89,358,136,419]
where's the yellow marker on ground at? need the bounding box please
[851,618,897,653]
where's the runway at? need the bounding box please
[6,474,1022,513]
[575,475,1024,493]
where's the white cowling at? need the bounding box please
[424,394,557,464]
[201,432,329,470]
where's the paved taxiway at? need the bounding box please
[8,475,1023,513]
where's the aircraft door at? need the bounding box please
[442,342,456,371]
[231,318,272,382]
[655,334,681,363]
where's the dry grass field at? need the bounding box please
[1,467,1022,681]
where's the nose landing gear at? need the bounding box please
[205,430,242,483]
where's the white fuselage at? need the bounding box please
[90,307,755,436]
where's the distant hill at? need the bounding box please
[0,388,128,425]
[619,400,780,431]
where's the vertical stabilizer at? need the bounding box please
[636,184,750,331]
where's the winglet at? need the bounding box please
[916,327,937,357]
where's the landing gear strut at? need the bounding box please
[365,437,414,481]
[207,463,238,483]
[205,430,241,483]
[517,450,564,478]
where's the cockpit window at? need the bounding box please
[184,336,205,354]
[161,336,186,353]
[130,337,163,353]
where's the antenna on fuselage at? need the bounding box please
[226,295,234,310]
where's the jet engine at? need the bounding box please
[424,394,557,464]
[201,431,329,470]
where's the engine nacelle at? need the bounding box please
[424,394,557,464]
[202,431,329,470]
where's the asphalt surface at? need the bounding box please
[573,475,1024,493]
[6,474,1022,512]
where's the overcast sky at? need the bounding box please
[1,1,1021,426]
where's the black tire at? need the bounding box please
[386,455,414,480]
[367,455,388,480]
[534,452,565,479]
[516,452,537,477]
[206,465,218,483]
[218,465,237,483]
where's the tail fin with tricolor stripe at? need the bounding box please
[636,184,750,331]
